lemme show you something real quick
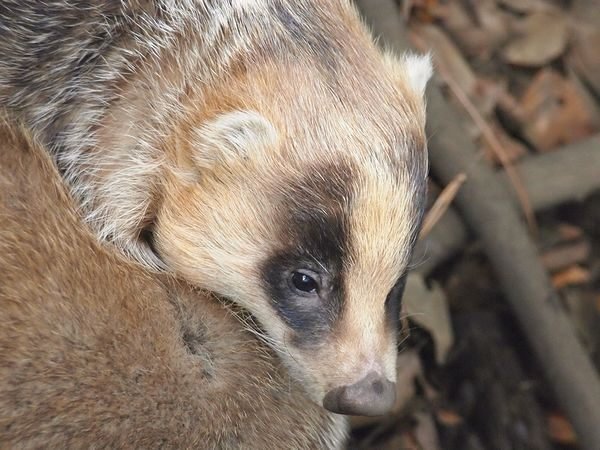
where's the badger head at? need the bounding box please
[155,51,431,416]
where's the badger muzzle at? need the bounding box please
[322,371,396,416]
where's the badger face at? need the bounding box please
[259,156,421,417]
[155,52,431,416]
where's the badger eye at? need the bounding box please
[290,271,319,293]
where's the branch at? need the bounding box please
[416,135,600,274]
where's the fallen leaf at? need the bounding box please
[394,350,422,411]
[551,265,591,289]
[502,10,569,67]
[404,274,454,364]
[496,88,526,129]
[403,0,440,23]
[436,408,464,427]
[414,35,536,231]
[547,412,577,445]
[519,69,600,151]
[413,411,442,450]
[470,0,510,51]
[435,0,509,59]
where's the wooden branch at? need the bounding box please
[416,136,600,274]
[503,135,600,210]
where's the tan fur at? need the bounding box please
[112,25,429,406]
[0,120,347,448]
[0,0,431,410]
[153,59,428,399]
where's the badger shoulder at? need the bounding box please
[0,119,347,448]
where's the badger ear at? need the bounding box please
[401,52,432,96]
[191,110,278,169]
[384,51,433,97]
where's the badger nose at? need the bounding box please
[322,371,396,416]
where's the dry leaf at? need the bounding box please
[403,0,440,23]
[436,409,464,427]
[404,274,454,364]
[551,265,591,288]
[519,69,600,151]
[413,411,442,450]
[435,0,508,59]
[470,0,510,50]
[502,11,569,67]
[547,412,577,445]
[377,434,415,450]
[394,351,422,412]
[496,88,526,128]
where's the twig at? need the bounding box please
[420,173,466,239]
[356,2,600,448]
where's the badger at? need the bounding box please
[0,119,347,448]
[0,1,431,416]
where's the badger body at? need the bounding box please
[0,1,432,415]
[0,120,347,448]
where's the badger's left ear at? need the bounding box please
[402,52,433,96]
[384,51,433,97]
[190,110,278,170]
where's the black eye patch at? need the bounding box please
[262,252,344,348]
[260,162,354,347]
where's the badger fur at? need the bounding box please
[0,119,347,448]
[0,1,432,415]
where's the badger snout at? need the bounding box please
[322,371,396,416]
